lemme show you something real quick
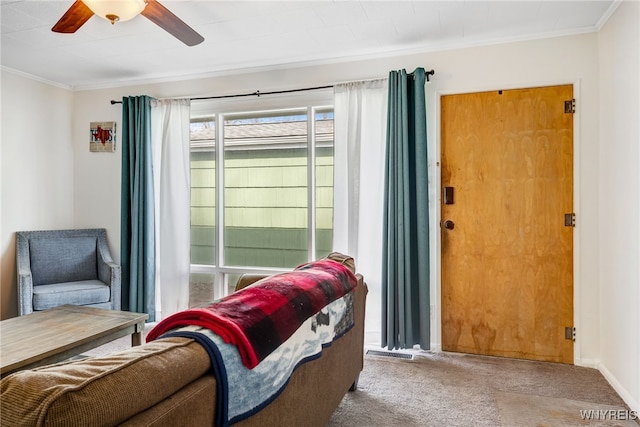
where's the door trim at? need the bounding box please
[431,79,582,364]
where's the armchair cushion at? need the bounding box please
[33,280,110,311]
[29,237,98,285]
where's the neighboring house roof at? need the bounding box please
[191,116,334,151]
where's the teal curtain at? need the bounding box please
[121,95,155,321]
[382,68,430,350]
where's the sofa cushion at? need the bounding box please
[29,236,98,285]
[32,280,111,311]
[0,337,212,427]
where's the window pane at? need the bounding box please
[189,272,215,307]
[224,111,308,268]
[226,273,242,295]
[316,109,334,258]
[190,119,216,265]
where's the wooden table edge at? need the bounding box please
[0,307,149,377]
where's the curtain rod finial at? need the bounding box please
[426,69,435,82]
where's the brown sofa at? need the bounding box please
[0,268,367,426]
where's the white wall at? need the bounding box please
[597,0,640,413]
[0,70,75,319]
[71,88,122,244]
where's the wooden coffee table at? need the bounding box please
[0,305,148,377]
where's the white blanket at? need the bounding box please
[161,290,355,426]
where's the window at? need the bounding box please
[189,96,334,304]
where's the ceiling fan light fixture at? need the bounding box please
[52,0,204,46]
[82,0,147,24]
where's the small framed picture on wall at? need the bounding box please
[90,121,116,152]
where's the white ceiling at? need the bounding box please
[0,0,617,90]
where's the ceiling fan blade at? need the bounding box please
[141,0,204,46]
[52,0,94,33]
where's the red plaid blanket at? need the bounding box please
[146,259,358,369]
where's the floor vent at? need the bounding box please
[366,350,414,360]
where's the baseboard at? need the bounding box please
[570,358,639,413]
[597,362,640,413]
[575,357,600,369]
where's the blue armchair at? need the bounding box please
[16,228,121,315]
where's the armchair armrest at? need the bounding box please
[16,233,34,315]
[17,267,34,316]
[97,236,121,310]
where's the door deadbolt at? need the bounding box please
[443,187,455,204]
[443,220,455,230]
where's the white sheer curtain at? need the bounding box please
[150,98,191,319]
[333,79,388,347]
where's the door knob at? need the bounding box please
[443,220,455,230]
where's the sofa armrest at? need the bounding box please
[235,274,268,292]
[0,337,211,427]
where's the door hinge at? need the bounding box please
[565,326,576,341]
[564,99,576,114]
[564,213,576,227]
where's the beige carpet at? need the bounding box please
[328,351,638,427]
[496,392,637,427]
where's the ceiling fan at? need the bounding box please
[52,0,204,46]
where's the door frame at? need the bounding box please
[431,79,582,364]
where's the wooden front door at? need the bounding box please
[440,85,574,364]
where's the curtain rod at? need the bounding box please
[110,69,435,105]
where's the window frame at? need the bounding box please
[190,89,334,298]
